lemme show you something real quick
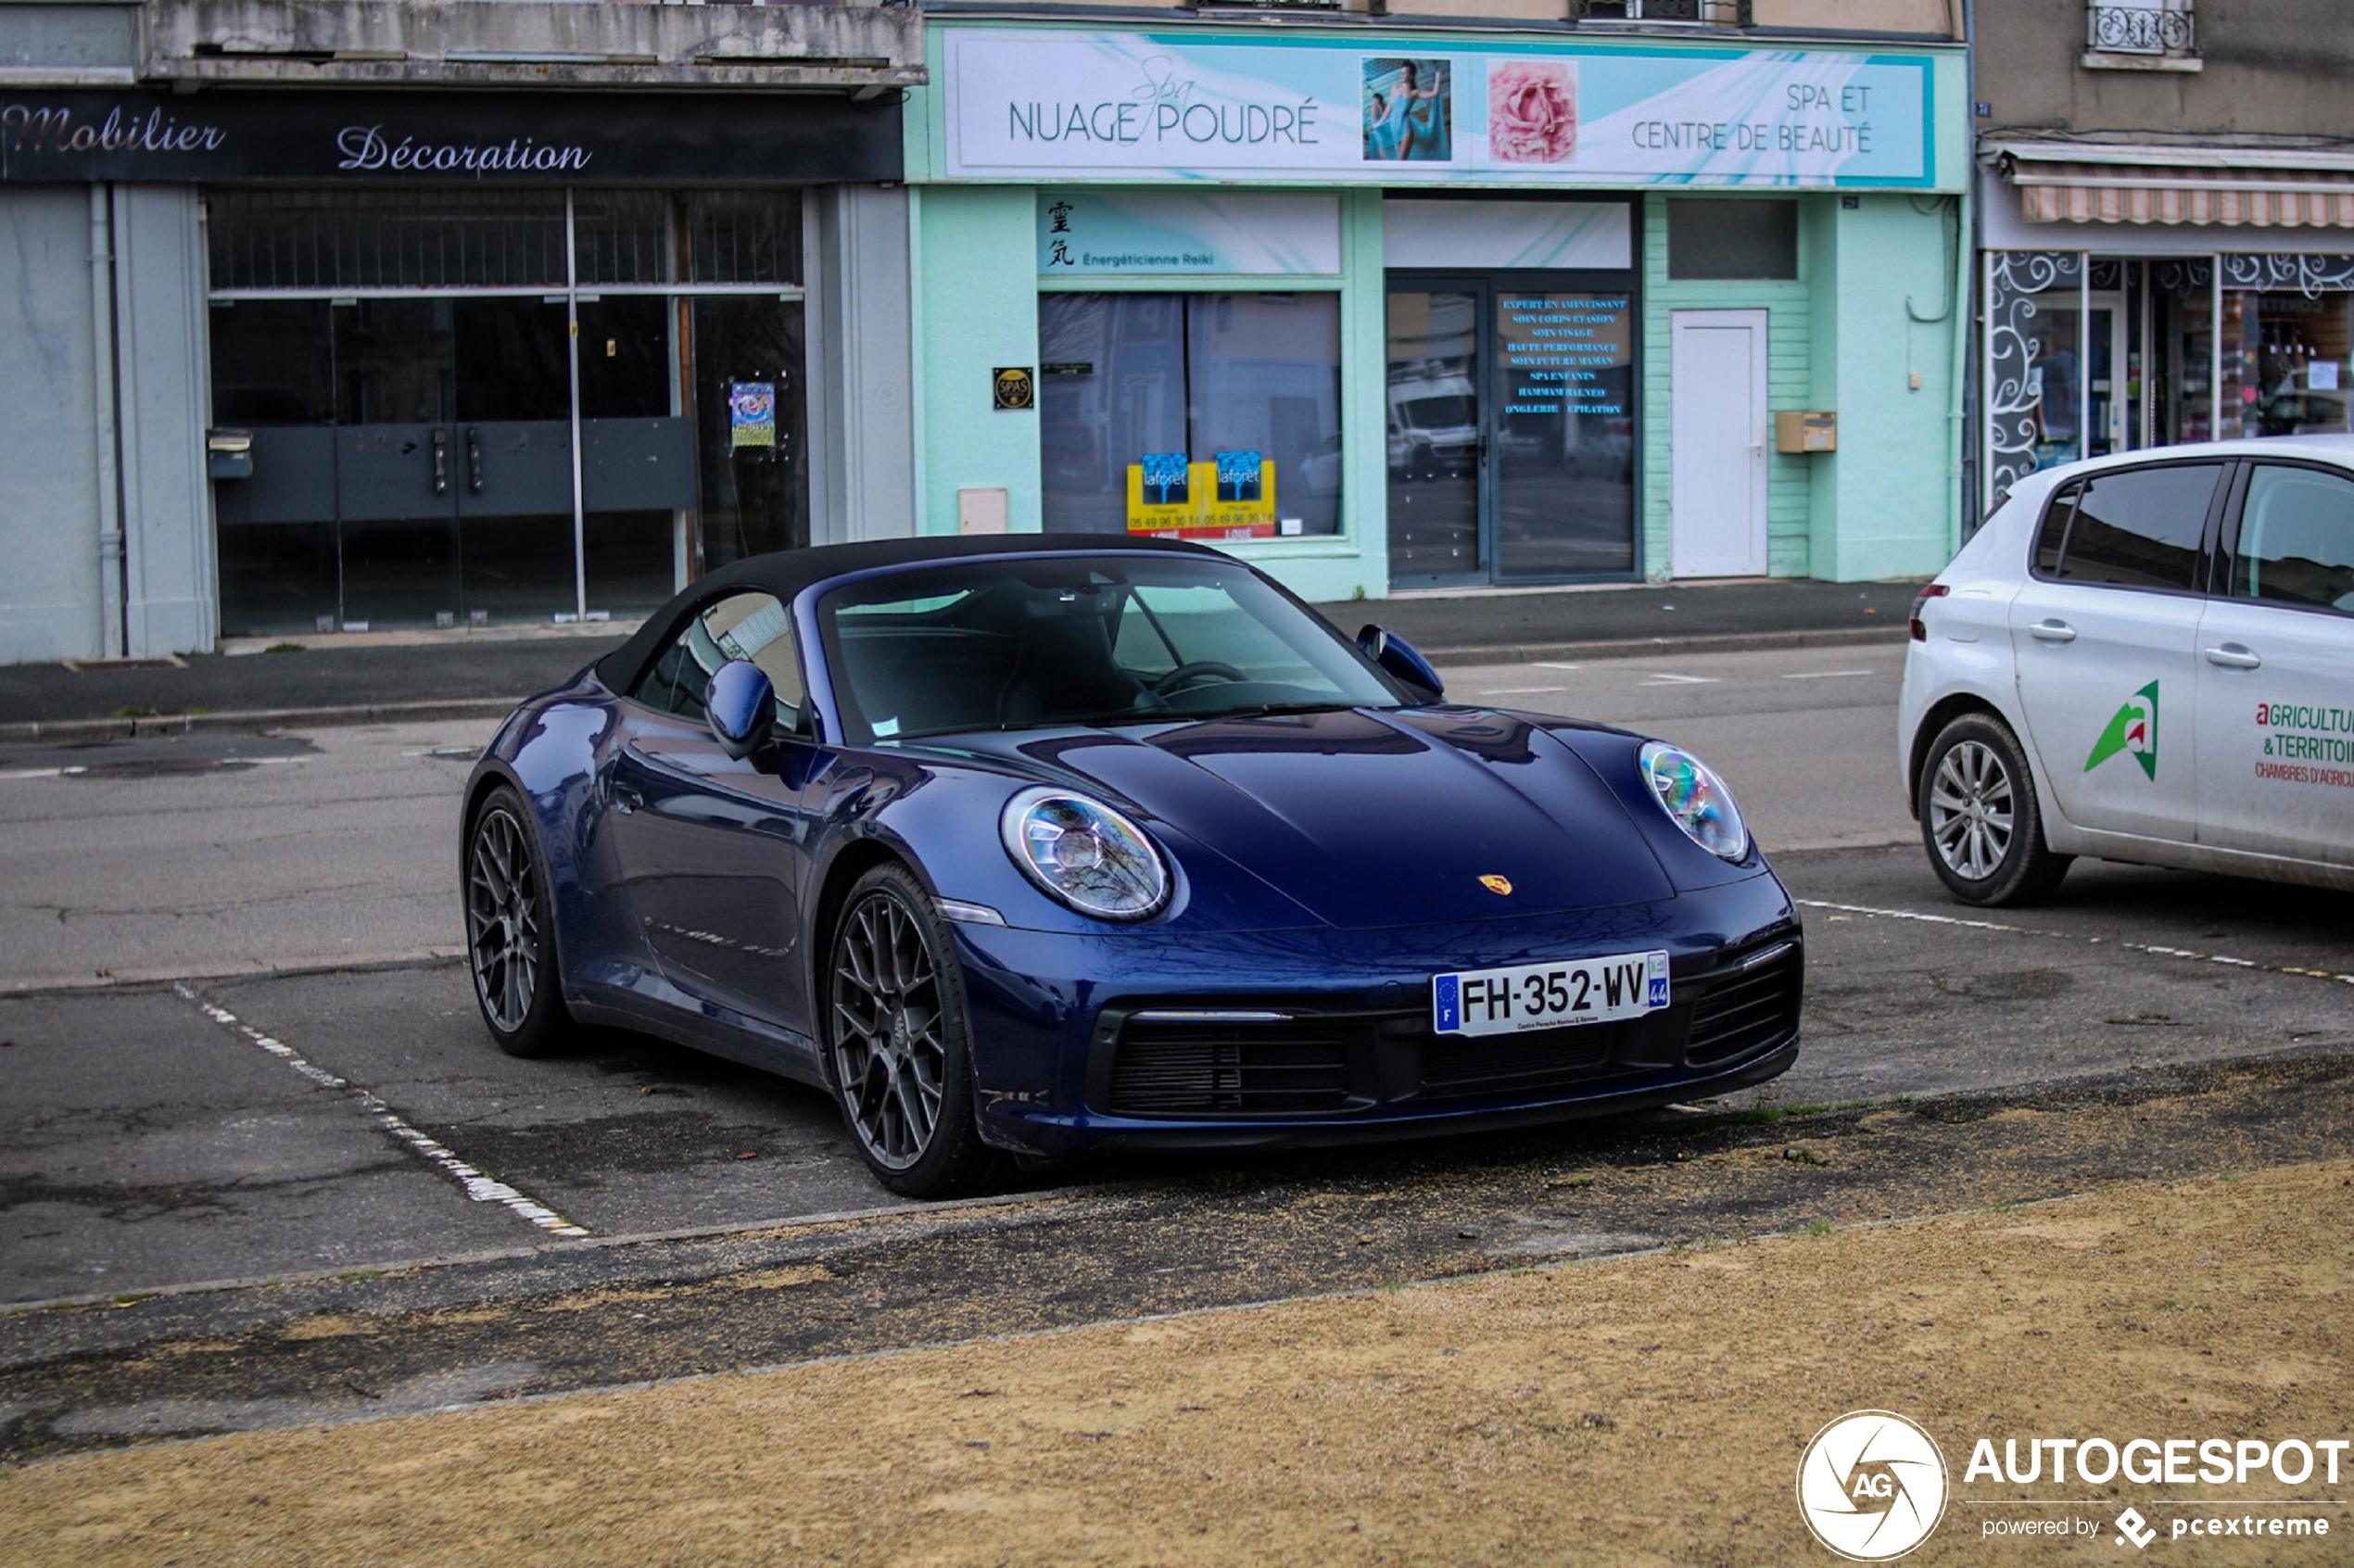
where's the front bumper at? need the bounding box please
[953,867,1802,1157]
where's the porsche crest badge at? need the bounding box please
[1478,874,1513,896]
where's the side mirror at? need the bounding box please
[705,659,775,761]
[1356,624,1445,702]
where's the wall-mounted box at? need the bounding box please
[206,428,253,480]
[1775,411,1838,453]
[957,486,1008,535]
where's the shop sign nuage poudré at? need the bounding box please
[945,31,1933,187]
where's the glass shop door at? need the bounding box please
[1386,275,1639,588]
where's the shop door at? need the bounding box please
[335,298,580,627]
[1668,310,1768,579]
[1386,277,1638,588]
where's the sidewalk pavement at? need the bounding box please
[0,576,1922,742]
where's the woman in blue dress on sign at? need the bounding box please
[1390,62,1447,160]
[1365,90,1401,161]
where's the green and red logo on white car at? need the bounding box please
[2086,681,2159,780]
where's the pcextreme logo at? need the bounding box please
[1797,1410,1951,1561]
[2086,680,2160,779]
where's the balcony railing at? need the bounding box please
[2087,1,2196,57]
[1572,0,1750,22]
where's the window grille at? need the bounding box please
[688,193,802,286]
[207,190,569,291]
[2087,0,2195,57]
[1569,0,1750,23]
[208,189,803,293]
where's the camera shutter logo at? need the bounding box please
[1795,1410,1949,1561]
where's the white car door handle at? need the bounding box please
[2204,643,2262,670]
[2028,619,2077,643]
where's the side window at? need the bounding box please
[2233,465,2354,613]
[2038,463,2221,591]
[628,591,807,732]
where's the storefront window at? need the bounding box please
[208,187,807,636]
[2224,290,2353,438]
[1038,292,1343,541]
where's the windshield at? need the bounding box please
[816,555,1404,743]
[1396,395,1476,431]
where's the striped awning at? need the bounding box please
[1992,143,2354,228]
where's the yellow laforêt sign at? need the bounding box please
[1126,450,1276,541]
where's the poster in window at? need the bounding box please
[1126,451,1276,540]
[728,383,777,449]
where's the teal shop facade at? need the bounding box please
[904,23,1969,601]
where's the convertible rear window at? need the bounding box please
[816,556,1399,743]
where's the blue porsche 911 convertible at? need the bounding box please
[462,534,1801,1196]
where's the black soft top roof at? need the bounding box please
[594,531,1221,696]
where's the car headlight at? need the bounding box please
[1638,742,1749,861]
[999,787,1171,921]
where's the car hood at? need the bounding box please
[978,707,1676,929]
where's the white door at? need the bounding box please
[2194,461,2354,866]
[1669,310,1768,578]
[2009,460,2225,843]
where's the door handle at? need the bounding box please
[2028,619,2077,643]
[2203,643,2262,670]
[430,428,448,496]
[465,425,484,495]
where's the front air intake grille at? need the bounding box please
[1105,1020,1358,1116]
[1684,942,1803,1066]
[1408,1016,1641,1099]
[1095,936,1801,1120]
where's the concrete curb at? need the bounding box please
[0,626,1909,740]
[0,698,521,745]
[1423,624,1909,668]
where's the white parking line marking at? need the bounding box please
[174,984,590,1237]
[1533,662,1585,671]
[1779,669,1877,680]
[1477,686,1567,696]
[1638,672,1719,686]
[1796,900,2354,986]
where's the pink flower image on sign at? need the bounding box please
[1488,60,1576,164]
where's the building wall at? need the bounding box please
[912,184,1041,542]
[1810,192,1962,581]
[812,183,919,547]
[0,186,106,664]
[1977,0,2354,136]
[113,184,214,657]
[1636,192,1959,584]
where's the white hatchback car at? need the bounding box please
[1900,436,2354,906]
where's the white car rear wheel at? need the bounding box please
[1917,714,2072,906]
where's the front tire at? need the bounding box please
[1917,714,2072,907]
[464,785,577,1057]
[826,864,1006,1199]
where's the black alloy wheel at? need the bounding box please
[1917,713,2072,907]
[826,863,1005,1198]
[464,785,576,1057]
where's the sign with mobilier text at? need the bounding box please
[947,29,1937,188]
[0,90,900,183]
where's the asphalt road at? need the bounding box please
[0,643,1909,993]
[4,645,2351,1458]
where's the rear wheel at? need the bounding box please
[464,785,576,1057]
[1917,714,2072,907]
[826,864,1006,1199]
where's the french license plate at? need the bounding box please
[1432,950,1670,1038]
